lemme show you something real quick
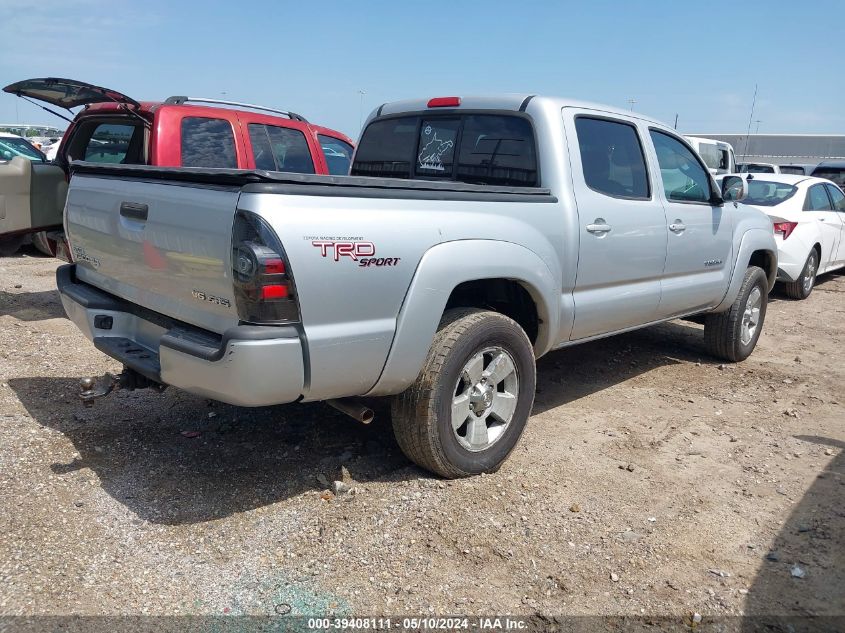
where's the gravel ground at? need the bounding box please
[0,248,843,624]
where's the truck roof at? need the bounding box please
[376,94,665,126]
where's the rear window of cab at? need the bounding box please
[351,114,538,187]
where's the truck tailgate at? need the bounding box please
[65,173,240,334]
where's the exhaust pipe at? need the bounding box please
[326,398,374,424]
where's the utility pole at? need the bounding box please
[358,90,366,132]
[627,97,636,111]
[743,84,758,159]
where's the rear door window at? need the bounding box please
[181,117,237,168]
[805,184,833,211]
[824,184,845,211]
[248,124,314,174]
[318,134,354,175]
[352,114,538,186]
[575,117,649,199]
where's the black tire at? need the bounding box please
[0,235,25,257]
[391,308,536,478]
[783,250,818,300]
[704,266,768,362]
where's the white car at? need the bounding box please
[721,174,845,298]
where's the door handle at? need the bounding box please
[669,222,686,233]
[120,201,148,221]
[586,220,612,234]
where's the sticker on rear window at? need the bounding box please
[417,120,458,174]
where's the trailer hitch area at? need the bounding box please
[78,368,166,407]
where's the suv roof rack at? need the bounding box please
[163,96,308,122]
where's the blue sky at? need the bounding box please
[2,0,843,138]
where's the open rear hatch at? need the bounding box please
[0,79,143,246]
[3,77,140,111]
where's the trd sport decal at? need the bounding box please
[307,238,401,267]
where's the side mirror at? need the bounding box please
[721,175,747,203]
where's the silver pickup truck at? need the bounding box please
[56,95,777,478]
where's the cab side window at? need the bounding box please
[649,131,711,203]
[824,184,845,212]
[574,117,649,199]
[805,185,833,211]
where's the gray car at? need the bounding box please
[56,94,777,477]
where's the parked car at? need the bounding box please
[779,163,817,176]
[737,162,781,174]
[810,161,845,190]
[685,136,736,174]
[0,132,47,162]
[719,174,845,299]
[0,77,355,256]
[56,94,776,478]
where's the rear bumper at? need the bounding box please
[56,265,305,407]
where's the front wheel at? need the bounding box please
[391,309,536,478]
[783,250,818,300]
[704,266,768,362]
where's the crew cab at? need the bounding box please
[56,95,777,478]
[0,77,354,256]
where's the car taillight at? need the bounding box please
[231,210,299,324]
[773,221,798,240]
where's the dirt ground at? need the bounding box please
[1,248,842,627]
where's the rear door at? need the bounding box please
[827,185,845,265]
[563,110,667,340]
[804,183,841,270]
[239,113,320,174]
[648,129,733,317]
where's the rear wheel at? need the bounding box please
[0,235,25,257]
[391,309,536,478]
[704,266,768,362]
[783,250,818,300]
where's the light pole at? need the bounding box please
[627,97,636,111]
[755,119,761,134]
[358,90,366,132]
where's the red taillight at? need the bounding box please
[260,284,289,300]
[263,258,285,274]
[773,221,798,240]
[427,96,461,108]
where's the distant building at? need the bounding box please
[0,124,65,137]
[688,134,845,166]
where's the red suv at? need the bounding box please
[0,78,355,255]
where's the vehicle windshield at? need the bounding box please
[0,136,46,162]
[743,179,798,206]
[742,164,775,173]
[811,166,845,188]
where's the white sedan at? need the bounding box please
[720,174,845,299]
